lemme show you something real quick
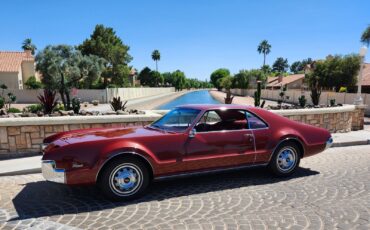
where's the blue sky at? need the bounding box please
[0,0,369,80]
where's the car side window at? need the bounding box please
[195,109,248,132]
[246,112,268,129]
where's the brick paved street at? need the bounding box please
[0,146,369,230]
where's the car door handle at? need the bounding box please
[244,134,254,141]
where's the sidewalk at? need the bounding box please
[0,128,369,177]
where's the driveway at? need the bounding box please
[0,146,369,229]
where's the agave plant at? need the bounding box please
[110,96,127,112]
[37,89,58,114]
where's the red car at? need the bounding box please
[41,104,332,200]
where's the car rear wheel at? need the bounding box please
[268,141,301,176]
[98,157,150,201]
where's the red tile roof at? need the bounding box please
[361,63,370,86]
[0,51,34,73]
[266,74,304,87]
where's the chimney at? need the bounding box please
[278,75,283,83]
[25,50,32,57]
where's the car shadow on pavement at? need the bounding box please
[10,166,318,221]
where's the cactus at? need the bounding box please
[254,81,262,107]
[71,97,81,114]
[110,96,128,112]
[298,95,307,108]
[329,99,336,107]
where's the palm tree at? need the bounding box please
[151,50,160,72]
[22,38,37,55]
[257,40,271,66]
[361,25,370,47]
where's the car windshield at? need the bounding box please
[150,108,200,132]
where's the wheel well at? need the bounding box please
[277,138,305,158]
[96,153,154,183]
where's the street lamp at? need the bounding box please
[354,46,368,105]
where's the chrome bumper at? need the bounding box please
[325,137,333,149]
[41,160,66,183]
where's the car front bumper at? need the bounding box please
[42,160,66,183]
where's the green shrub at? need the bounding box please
[25,76,43,89]
[0,97,4,109]
[53,103,65,112]
[23,104,43,113]
[7,107,21,113]
[339,87,347,93]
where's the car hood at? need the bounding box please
[45,126,166,145]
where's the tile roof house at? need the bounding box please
[266,74,305,89]
[360,63,370,93]
[0,50,38,89]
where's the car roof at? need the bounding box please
[176,104,253,110]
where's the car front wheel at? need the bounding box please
[98,157,150,201]
[268,141,301,176]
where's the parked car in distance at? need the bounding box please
[41,104,332,201]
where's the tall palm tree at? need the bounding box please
[257,40,271,66]
[151,50,160,71]
[361,25,370,47]
[22,38,37,55]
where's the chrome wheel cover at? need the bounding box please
[109,163,143,196]
[276,147,297,172]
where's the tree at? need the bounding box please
[257,40,271,66]
[233,70,249,89]
[220,75,234,104]
[272,57,289,73]
[172,70,186,91]
[24,76,43,89]
[78,24,132,87]
[361,25,370,46]
[138,67,152,86]
[290,61,302,73]
[149,71,164,87]
[162,72,173,86]
[210,68,230,90]
[261,64,272,74]
[79,55,107,88]
[151,50,161,72]
[22,38,37,55]
[36,45,105,110]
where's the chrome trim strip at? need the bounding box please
[325,137,333,149]
[154,163,268,181]
[95,151,155,182]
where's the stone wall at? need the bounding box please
[0,112,162,159]
[0,105,365,159]
[272,105,360,133]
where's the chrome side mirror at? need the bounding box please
[189,128,196,138]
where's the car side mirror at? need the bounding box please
[189,128,196,138]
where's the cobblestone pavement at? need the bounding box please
[0,146,370,230]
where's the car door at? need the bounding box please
[183,109,256,172]
[246,111,271,164]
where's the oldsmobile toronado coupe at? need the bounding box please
[41,104,333,200]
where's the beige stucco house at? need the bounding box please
[0,50,38,89]
[266,74,305,90]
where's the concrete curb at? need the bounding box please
[332,140,370,148]
[0,168,41,177]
